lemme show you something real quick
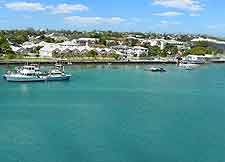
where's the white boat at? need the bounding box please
[5,65,46,82]
[67,61,72,65]
[4,64,72,82]
[46,64,71,81]
[3,71,12,79]
[145,66,166,72]
[178,63,200,70]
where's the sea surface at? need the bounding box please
[0,64,225,162]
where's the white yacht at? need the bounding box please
[5,65,46,82]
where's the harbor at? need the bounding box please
[1,64,225,162]
[1,58,225,65]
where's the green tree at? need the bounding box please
[111,52,120,60]
[0,35,13,55]
[8,31,29,44]
[99,36,107,46]
[163,45,178,56]
[148,46,161,56]
[86,50,98,57]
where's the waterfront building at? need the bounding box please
[75,38,99,46]
[39,44,60,57]
[111,45,148,58]
[191,38,225,44]
[10,45,28,55]
[183,54,221,63]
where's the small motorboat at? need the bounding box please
[145,67,166,72]
[46,64,71,81]
[67,61,72,65]
[178,63,200,70]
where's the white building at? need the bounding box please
[183,54,220,63]
[160,39,186,50]
[39,44,60,57]
[58,41,78,47]
[96,48,115,55]
[111,45,148,58]
[75,38,99,46]
[10,45,28,55]
[141,39,160,46]
[191,38,225,45]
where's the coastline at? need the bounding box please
[1,59,225,65]
[0,60,177,65]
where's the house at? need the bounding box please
[77,46,92,54]
[39,44,60,57]
[191,38,225,45]
[60,47,73,56]
[22,41,38,53]
[184,54,221,63]
[111,45,129,53]
[76,38,99,46]
[159,39,187,50]
[10,45,28,55]
[141,39,160,46]
[59,41,78,47]
[111,45,148,58]
[45,33,69,42]
[96,48,115,55]
[38,41,49,47]
[132,46,148,55]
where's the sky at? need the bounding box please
[0,0,224,36]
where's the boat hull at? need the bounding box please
[6,76,46,82]
[46,75,71,81]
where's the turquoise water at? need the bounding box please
[1,64,225,162]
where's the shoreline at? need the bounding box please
[0,60,225,65]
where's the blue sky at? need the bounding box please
[0,0,224,36]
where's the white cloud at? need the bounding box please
[153,0,204,12]
[153,11,184,16]
[208,24,225,30]
[4,2,88,14]
[189,13,200,16]
[158,20,181,26]
[5,2,45,11]
[21,15,32,19]
[0,19,7,23]
[52,3,88,14]
[64,16,125,24]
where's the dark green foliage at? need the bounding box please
[148,46,161,56]
[0,34,13,55]
[111,52,120,60]
[85,50,98,57]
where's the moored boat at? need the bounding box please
[4,64,72,82]
[178,62,200,70]
[145,67,166,72]
[46,64,71,81]
[5,65,46,82]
